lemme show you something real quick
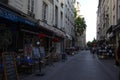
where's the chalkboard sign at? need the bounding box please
[2,52,19,80]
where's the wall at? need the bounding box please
[8,0,28,14]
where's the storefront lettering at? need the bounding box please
[0,7,35,26]
[0,7,18,21]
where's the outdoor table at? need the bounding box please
[19,57,34,73]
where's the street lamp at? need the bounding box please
[36,41,40,46]
[35,41,44,76]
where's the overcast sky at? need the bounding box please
[77,0,98,42]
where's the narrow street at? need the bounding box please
[22,51,119,80]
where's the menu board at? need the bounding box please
[2,52,18,80]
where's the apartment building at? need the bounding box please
[34,0,75,53]
[0,0,38,55]
[64,0,75,48]
[0,0,75,57]
[114,0,120,46]
[74,0,86,49]
[97,0,117,47]
[0,0,76,79]
[96,8,101,41]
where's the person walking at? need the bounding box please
[92,47,96,55]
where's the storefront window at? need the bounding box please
[0,24,13,52]
[24,38,33,57]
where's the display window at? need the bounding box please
[24,38,33,57]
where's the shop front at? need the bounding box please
[106,25,116,49]
[0,3,37,54]
[0,3,66,78]
[0,3,40,76]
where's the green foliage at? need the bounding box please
[74,8,87,36]
[87,41,92,48]
[92,38,97,43]
[87,38,97,48]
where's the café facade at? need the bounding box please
[0,3,66,57]
[0,3,67,78]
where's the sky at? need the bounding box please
[77,0,98,42]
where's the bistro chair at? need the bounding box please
[17,56,34,74]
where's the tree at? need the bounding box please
[87,41,92,48]
[74,8,87,36]
[92,38,97,47]
[87,38,97,48]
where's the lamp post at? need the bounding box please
[36,41,44,76]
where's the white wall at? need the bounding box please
[64,0,74,35]
[8,0,28,14]
[34,0,42,20]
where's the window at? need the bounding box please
[28,0,35,17]
[61,11,63,27]
[55,5,58,26]
[28,0,30,11]
[113,4,115,11]
[42,2,48,21]
[31,0,34,13]
[61,3,63,8]
[49,0,53,4]
[113,15,115,24]
[119,5,120,19]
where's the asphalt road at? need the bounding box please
[23,50,119,80]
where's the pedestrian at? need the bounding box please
[92,47,96,55]
[115,40,120,80]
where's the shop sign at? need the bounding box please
[0,7,17,22]
[0,6,35,26]
[53,37,59,42]
[37,33,46,39]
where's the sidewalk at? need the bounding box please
[95,54,119,80]
[97,56,119,72]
